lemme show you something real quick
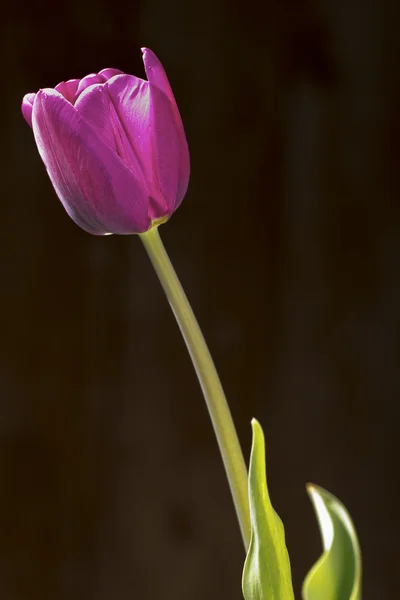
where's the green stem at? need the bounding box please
[139,225,251,549]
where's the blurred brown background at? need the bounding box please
[1,0,399,598]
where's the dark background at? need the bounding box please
[1,0,399,598]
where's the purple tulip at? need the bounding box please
[22,48,190,235]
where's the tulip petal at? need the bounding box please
[55,79,80,104]
[147,83,181,212]
[75,73,107,99]
[32,89,151,234]
[105,71,188,217]
[142,47,176,105]
[98,68,124,81]
[142,48,190,210]
[74,76,154,200]
[22,93,36,127]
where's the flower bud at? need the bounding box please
[22,49,190,235]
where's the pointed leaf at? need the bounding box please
[242,419,295,600]
[302,484,362,600]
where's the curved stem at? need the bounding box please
[139,226,251,549]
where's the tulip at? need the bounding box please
[21,48,190,235]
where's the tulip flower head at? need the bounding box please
[22,48,190,235]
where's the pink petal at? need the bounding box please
[103,62,189,217]
[75,73,106,102]
[75,76,155,198]
[55,79,80,104]
[98,68,124,81]
[147,83,181,213]
[142,47,176,105]
[21,93,36,127]
[142,49,190,211]
[32,89,151,234]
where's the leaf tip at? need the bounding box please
[250,418,262,435]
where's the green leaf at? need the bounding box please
[302,484,362,600]
[242,419,295,600]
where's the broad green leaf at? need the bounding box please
[242,419,294,600]
[302,484,362,600]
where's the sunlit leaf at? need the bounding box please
[242,419,295,600]
[302,484,362,600]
